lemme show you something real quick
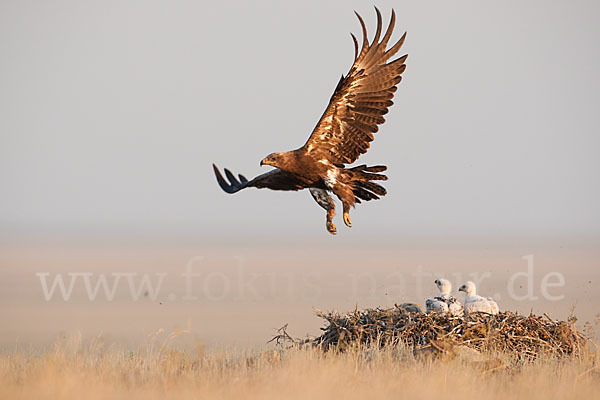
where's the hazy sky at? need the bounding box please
[1,0,599,239]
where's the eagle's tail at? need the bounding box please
[347,164,388,203]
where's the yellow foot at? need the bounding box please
[343,213,352,227]
[326,221,337,235]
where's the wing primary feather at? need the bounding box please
[387,54,408,68]
[354,11,369,59]
[372,6,382,46]
[385,31,407,59]
[370,53,407,75]
[224,168,238,185]
[351,33,359,60]
[380,8,396,49]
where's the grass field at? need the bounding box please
[2,241,599,399]
[1,331,598,400]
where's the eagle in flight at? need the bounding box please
[213,8,407,234]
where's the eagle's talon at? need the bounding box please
[326,221,337,235]
[343,213,352,227]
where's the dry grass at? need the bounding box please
[1,329,599,400]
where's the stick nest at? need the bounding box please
[308,307,587,357]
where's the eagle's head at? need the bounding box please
[260,153,284,168]
[458,281,476,295]
[434,278,452,295]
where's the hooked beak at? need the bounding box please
[260,158,273,166]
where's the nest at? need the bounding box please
[308,307,588,357]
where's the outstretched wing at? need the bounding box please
[302,8,407,165]
[213,164,308,194]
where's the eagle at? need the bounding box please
[213,8,407,234]
[458,281,500,315]
[426,279,463,317]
